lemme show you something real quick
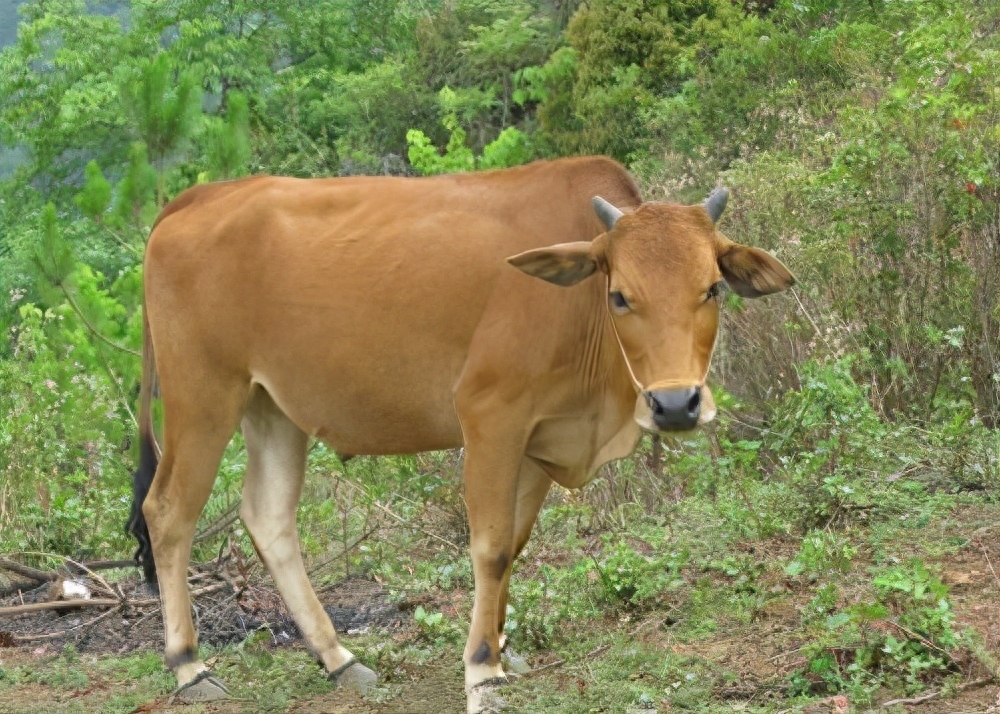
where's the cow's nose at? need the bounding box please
[645,387,701,431]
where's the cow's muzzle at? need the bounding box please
[645,387,701,431]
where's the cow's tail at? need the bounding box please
[126,306,159,585]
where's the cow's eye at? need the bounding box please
[706,281,725,302]
[609,291,630,314]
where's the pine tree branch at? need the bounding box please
[57,282,141,357]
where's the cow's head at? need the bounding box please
[507,189,794,432]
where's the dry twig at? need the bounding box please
[0,558,56,583]
[195,501,242,543]
[880,689,941,707]
[879,677,996,708]
[11,604,124,642]
[371,500,462,553]
[0,597,156,616]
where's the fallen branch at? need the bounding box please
[0,580,233,618]
[520,658,565,678]
[11,603,124,642]
[0,597,156,616]
[68,560,136,573]
[371,500,462,553]
[586,643,612,659]
[1,558,141,600]
[195,501,242,543]
[0,558,57,583]
[880,689,940,707]
[64,557,117,599]
[879,677,996,708]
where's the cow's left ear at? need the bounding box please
[507,241,598,287]
[718,244,795,297]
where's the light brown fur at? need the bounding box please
[136,156,793,712]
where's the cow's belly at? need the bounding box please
[249,347,466,455]
[223,258,482,454]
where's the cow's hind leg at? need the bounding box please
[143,377,247,701]
[240,387,376,692]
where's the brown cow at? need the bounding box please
[128,156,793,713]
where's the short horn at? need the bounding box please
[592,196,623,230]
[704,187,729,223]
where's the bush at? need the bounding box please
[0,304,132,556]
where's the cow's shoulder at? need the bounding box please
[521,156,643,209]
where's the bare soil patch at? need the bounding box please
[0,567,404,657]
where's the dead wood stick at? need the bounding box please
[68,559,136,573]
[195,501,242,543]
[0,558,57,582]
[0,597,157,616]
[880,689,940,707]
[0,581,231,617]
[982,544,1000,589]
[12,603,124,642]
[520,658,566,677]
[371,500,462,553]
[879,677,996,708]
[586,644,612,658]
[64,557,116,599]
[308,521,383,579]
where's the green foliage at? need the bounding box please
[74,161,112,222]
[204,91,251,180]
[407,114,475,175]
[592,538,687,606]
[114,142,158,227]
[413,605,460,645]
[0,303,132,555]
[536,0,739,158]
[767,357,889,528]
[407,87,534,175]
[792,560,965,700]
[785,530,858,578]
[32,204,74,289]
[0,0,128,176]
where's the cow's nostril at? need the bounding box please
[686,388,701,416]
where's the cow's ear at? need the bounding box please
[507,241,598,287]
[718,244,795,298]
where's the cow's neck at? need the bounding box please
[556,281,645,484]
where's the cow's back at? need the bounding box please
[144,157,641,454]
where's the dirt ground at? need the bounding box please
[1,522,999,713]
[0,570,403,656]
[0,570,455,713]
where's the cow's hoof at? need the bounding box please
[328,658,377,694]
[467,676,508,713]
[172,669,230,702]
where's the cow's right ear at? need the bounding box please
[507,241,598,287]
[717,244,795,297]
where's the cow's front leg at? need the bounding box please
[460,438,523,713]
[497,457,552,654]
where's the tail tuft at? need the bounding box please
[127,430,158,584]
[128,305,159,586]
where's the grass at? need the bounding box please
[2,481,997,712]
[3,383,999,713]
